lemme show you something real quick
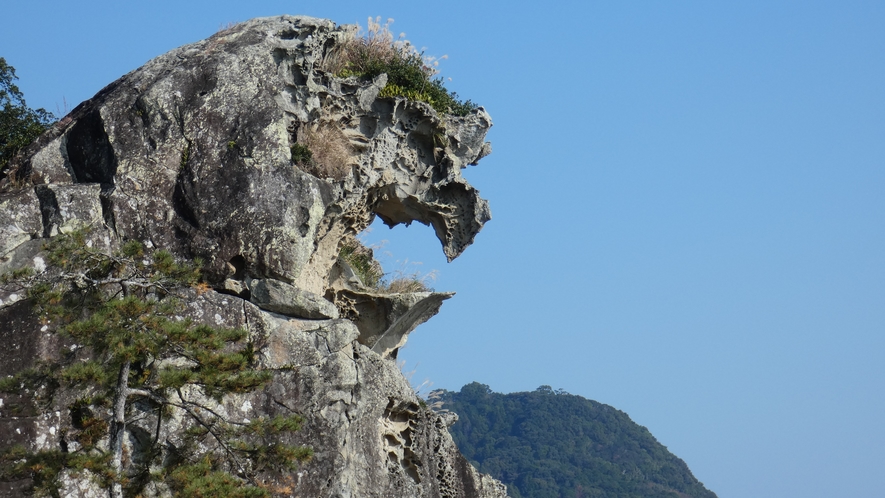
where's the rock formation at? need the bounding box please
[0,15,505,497]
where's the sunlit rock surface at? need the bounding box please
[0,15,504,498]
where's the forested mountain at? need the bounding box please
[436,383,717,498]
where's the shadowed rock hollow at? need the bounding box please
[0,15,505,498]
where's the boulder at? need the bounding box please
[249,277,340,319]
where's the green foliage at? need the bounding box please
[0,265,34,284]
[0,230,311,497]
[0,446,117,498]
[339,239,383,288]
[59,361,107,385]
[338,238,434,293]
[330,19,478,116]
[376,78,477,118]
[439,383,718,498]
[243,414,306,437]
[0,365,55,394]
[0,365,61,420]
[227,440,313,473]
[167,456,269,498]
[0,57,55,176]
[290,143,313,165]
[73,416,108,450]
[0,446,67,497]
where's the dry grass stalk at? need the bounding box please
[379,268,436,293]
[338,238,437,294]
[325,17,399,74]
[296,122,352,180]
[324,17,444,78]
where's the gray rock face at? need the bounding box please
[249,277,340,319]
[0,15,505,498]
[333,289,455,358]
[4,15,492,294]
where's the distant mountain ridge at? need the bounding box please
[436,383,717,498]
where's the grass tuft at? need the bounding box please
[338,238,435,293]
[291,123,352,180]
[325,17,478,116]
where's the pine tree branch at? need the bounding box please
[174,388,258,486]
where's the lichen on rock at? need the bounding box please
[0,14,505,498]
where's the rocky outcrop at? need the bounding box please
[249,278,340,319]
[332,289,455,359]
[0,15,505,498]
[3,15,491,294]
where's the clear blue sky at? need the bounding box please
[4,1,884,496]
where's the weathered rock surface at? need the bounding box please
[0,14,505,498]
[333,289,455,358]
[249,277,340,319]
[3,15,492,294]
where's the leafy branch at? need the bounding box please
[0,230,312,497]
[0,57,55,179]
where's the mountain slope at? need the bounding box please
[437,383,717,498]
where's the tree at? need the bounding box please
[439,384,718,498]
[0,57,55,174]
[0,231,311,497]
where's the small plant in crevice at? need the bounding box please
[339,238,383,289]
[338,237,436,294]
[324,17,478,117]
[180,142,191,170]
[217,21,240,33]
[289,143,312,164]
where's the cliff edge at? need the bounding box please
[0,15,505,498]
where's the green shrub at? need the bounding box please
[327,17,477,117]
[0,58,55,178]
[339,239,383,288]
[290,143,313,164]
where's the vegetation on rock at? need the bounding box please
[290,122,352,180]
[436,383,717,498]
[0,16,499,496]
[326,17,478,116]
[0,58,55,176]
[339,238,384,288]
[338,238,434,293]
[0,231,312,498]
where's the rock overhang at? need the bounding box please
[3,14,493,291]
[0,15,508,498]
